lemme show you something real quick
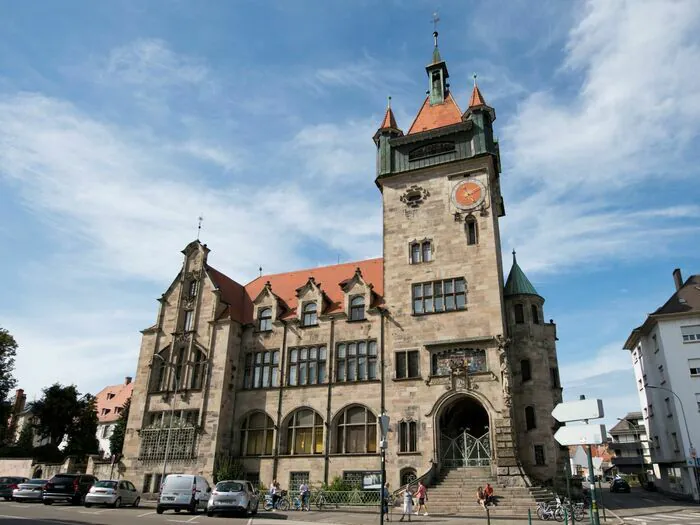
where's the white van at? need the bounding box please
[156,474,211,515]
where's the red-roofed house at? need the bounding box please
[122,30,563,509]
[95,377,134,457]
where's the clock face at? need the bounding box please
[453,180,485,210]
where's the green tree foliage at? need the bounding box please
[16,423,33,452]
[108,398,130,457]
[0,328,18,444]
[65,394,99,458]
[32,383,81,447]
[213,454,246,483]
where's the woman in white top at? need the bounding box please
[399,487,413,522]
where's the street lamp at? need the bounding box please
[379,413,390,525]
[151,353,208,489]
[647,385,698,500]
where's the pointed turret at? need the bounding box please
[374,96,403,176]
[504,250,540,297]
[462,75,497,156]
[464,75,496,121]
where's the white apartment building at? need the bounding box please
[624,269,700,501]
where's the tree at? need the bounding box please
[15,422,33,453]
[32,383,81,447]
[108,398,130,458]
[0,328,18,444]
[64,394,99,458]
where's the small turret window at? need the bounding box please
[514,304,525,324]
[525,406,537,430]
[466,218,478,245]
[531,304,540,324]
[521,359,532,382]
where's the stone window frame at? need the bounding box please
[150,347,170,393]
[534,444,546,466]
[243,350,281,390]
[409,239,433,265]
[514,304,525,324]
[332,404,378,455]
[411,277,467,315]
[525,406,537,431]
[239,410,275,457]
[395,349,420,380]
[287,345,327,386]
[349,295,366,321]
[183,309,195,332]
[257,307,273,332]
[531,304,540,324]
[301,302,318,327]
[465,216,478,245]
[335,340,378,383]
[281,407,324,455]
[187,279,199,299]
[398,419,418,453]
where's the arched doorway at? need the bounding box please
[438,396,491,468]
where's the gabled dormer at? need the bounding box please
[252,281,286,332]
[340,267,375,322]
[295,277,329,327]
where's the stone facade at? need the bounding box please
[122,39,565,495]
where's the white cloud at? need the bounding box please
[560,341,631,385]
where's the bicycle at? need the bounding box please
[263,490,290,511]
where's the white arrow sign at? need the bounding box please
[554,424,607,446]
[552,399,604,423]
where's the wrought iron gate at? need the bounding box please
[440,431,491,467]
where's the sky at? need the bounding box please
[1,0,699,430]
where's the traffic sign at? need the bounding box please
[552,399,604,422]
[554,424,607,446]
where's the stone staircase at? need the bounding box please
[423,467,552,517]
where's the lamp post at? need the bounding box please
[647,385,698,501]
[379,413,390,525]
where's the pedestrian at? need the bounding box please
[383,482,391,521]
[414,480,428,516]
[299,481,310,511]
[484,483,494,506]
[269,479,280,511]
[476,486,487,510]
[399,486,413,522]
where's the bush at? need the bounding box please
[213,455,245,483]
[31,444,65,463]
[322,476,354,492]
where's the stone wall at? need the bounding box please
[0,458,34,477]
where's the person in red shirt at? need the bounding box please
[414,481,428,516]
[484,483,494,506]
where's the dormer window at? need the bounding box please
[106,393,115,400]
[302,302,318,327]
[409,240,432,264]
[258,307,272,332]
[349,296,365,321]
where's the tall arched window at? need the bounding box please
[258,307,272,332]
[410,242,421,264]
[240,411,275,456]
[285,408,324,455]
[531,304,540,324]
[335,405,377,454]
[151,348,170,392]
[525,406,537,430]
[174,346,186,390]
[466,217,478,245]
[189,349,206,390]
[350,296,365,321]
[302,303,318,327]
[514,304,525,324]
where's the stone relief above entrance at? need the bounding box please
[426,347,492,390]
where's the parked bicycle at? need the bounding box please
[264,490,290,511]
[537,496,585,522]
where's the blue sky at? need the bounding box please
[1,0,699,429]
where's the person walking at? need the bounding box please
[399,486,413,522]
[269,479,281,511]
[383,482,391,521]
[299,481,310,511]
[414,480,428,516]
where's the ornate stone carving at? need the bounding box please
[400,185,430,209]
[498,336,513,408]
[173,332,191,346]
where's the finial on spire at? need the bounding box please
[473,73,478,87]
[259,266,263,278]
[387,95,392,109]
[512,249,517,263]
[196,215,204,240]
[432,11,440,33]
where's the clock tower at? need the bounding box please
[374,32,562,489]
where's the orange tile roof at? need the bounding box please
[208,266,247,323]
[244,258,384,324]
[95,380,133,424]
[407,92,463,135]
[379,107,399,130]
[468,85,487,108]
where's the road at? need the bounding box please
[600,485,700,525]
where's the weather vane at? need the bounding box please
[432,11,440,32]
[197,215,204,240]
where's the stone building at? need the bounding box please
[122,33,564,496]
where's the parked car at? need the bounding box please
[206,480,259,517]
[156,474,211,515]
[84,479,140,508]
[12,479,47,502]
[0,477,29,501]
[42,473,97,505]
[610,478,631,493]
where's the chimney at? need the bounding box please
[125,376,132,385]
[673,268,683,291]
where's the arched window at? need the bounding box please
[350,296,365,321]
[302,303,318,327]
[188,280,198,298]
[258,307,272,332]
[174,346,186,390]
[466,217,478,245]
[285,408,323,455]
[240,411,275,456]
[151,348,170,392]
[421,241,432,262]
[335,405,377,454]
[514,304,525,324]
[189,349,206,390]
[400,468,417,487]
[521,359,532,382]
[525,406,537,430]
[410,242,421,264]
[531,304,540,324]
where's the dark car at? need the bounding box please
[0,477,29,501]
[42,474,97,505]
[610,478,631,493]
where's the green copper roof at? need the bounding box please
[432,46,442,64]
[504,251,540,297]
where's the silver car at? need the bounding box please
[206,480,259,517]
[84,480,141,508]
[12,479,47,502]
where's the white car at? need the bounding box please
[206,480,259,517]
[157,474,211,515]
[84,480,140,508]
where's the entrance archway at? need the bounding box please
[438,396,491,468]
